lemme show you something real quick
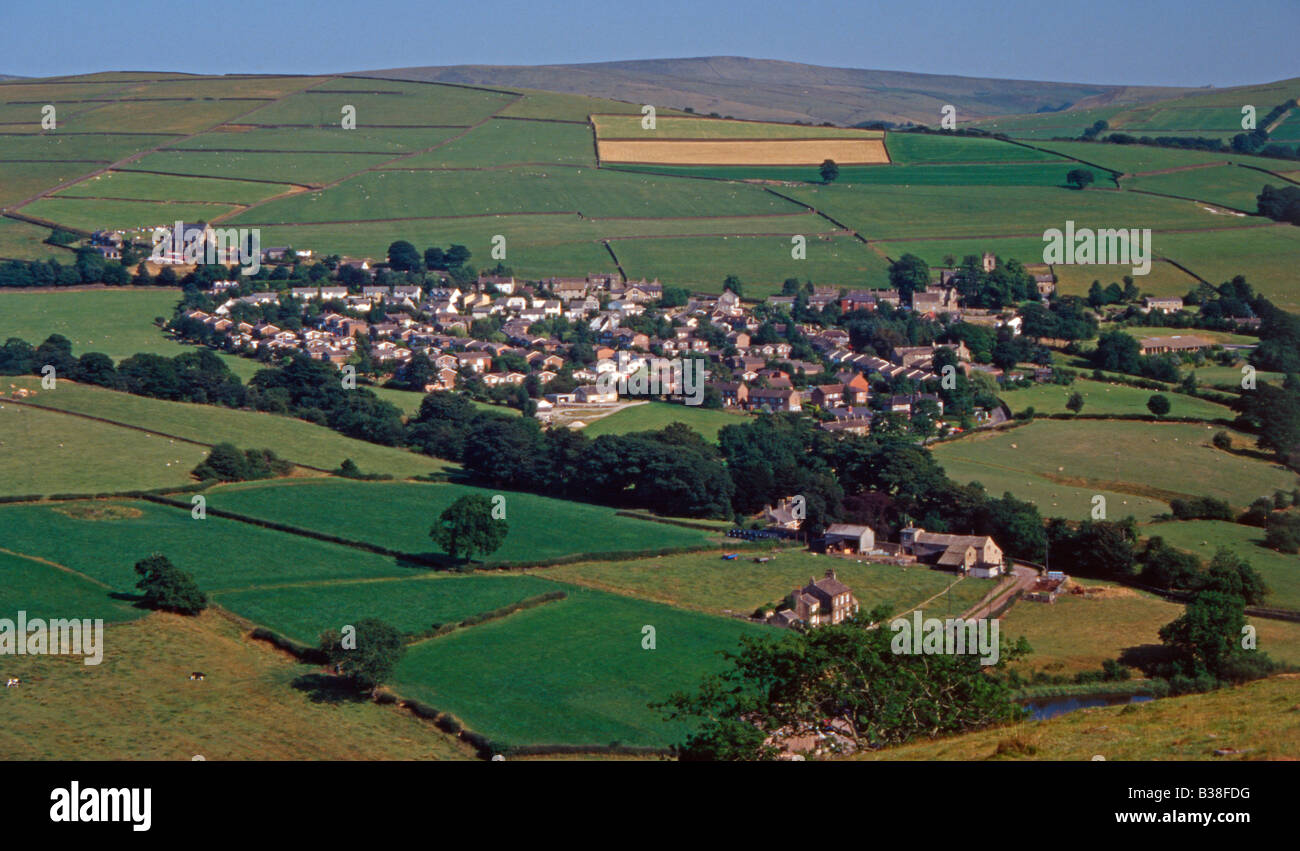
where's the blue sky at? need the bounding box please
[4,0,1297,86]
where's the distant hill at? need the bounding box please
[357,56,1197,126]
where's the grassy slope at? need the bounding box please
[530,549,994,618]
[1142,519,1300,612]
[998,378,1233,420]
[202,478,710,563]
[864,674,1300,760]
[0,610,469,760]
[578,400,749,442]
[7,376,450,477]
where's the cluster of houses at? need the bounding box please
[759,520,1008,630]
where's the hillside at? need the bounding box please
[358,56,1196,126]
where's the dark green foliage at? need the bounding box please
[319,618,406,692]
[134,554,207,615]
[431,493,509,566]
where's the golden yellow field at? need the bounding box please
[596,137,890,165]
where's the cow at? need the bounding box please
[5,678,20,688]
[189,672,206,681]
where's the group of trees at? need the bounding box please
[191,443,292,482]
[1257,184,1300,226]
[0,248,135,289]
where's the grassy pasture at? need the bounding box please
[67,99,261,134]
[497,89,674,121]
[0,499,412,593]
[0,216,66,260]
[240,82,515,126]
[0,160,105,206]
[935,453,1169,523]
[166,126,463,153]
[0,288,183,359]
[0,547,142,623]
[1051,258,1198,297]
[1150,227,1300,312]
[884,133,1066,164]
[389,585,769,748]
[866,675,1300,761]
[578,400,749,442]
[0,401,208,496]
[0,610,468,760]
[783,183,1259,241]
[0,133,178,162]
[932,420,1298,510]
[1028,140,1293,174]
[55,170,291,204]
[18,197,241,231]
[532,548,994,618]
[201,478,711,563]
[597,137,888,166]
[592,114,882,139]
[608,162,1077,187]
[6,376,451,477]
[1141,519,1300,613]
[393,119,595,167]
[120,149,393,185]
[1112,106,1252,133]
[960,106,1127,139]
[1124,165,1275,210]
[998,378,1233,420]
[215,573,565,645]
[611,233,890,294]
[231,166,807,224]
[115,76,328,100]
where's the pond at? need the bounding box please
[1021,693,1154,721]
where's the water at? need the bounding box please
[1021,693,1154,721]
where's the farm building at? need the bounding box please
[900,527,1005,578]
[1138,334,1213,356]
[823,523,875,554]
[770,568,860,629]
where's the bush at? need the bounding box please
[134,554,207,615]
[1212,431,1233,451]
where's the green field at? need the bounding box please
[1141,519,1300,612]
[389,585,769,748]
[961,106,1128,140]
[884,133,1067,164]
[933,419,1298,516]
[1051,258,1198,297]
[231,165,805,224]
[165,126,463,154]
[0,499,415,593]
[0,547,144,624]
[0,401,209,496]
[783,183,1259,241]
[214,573,565,644]
[6,376,451,478]
[611,233,889,293]
[532,548,994,618]
[239,81,515,126]
[394,119,595,167]
[0,160,106,206]
[999,378,1233,420]
[0,610,469,760]
[580,400,750,442]
[56,170,291,204]
[18,197,242,231]
[1028,140,1292,174]
[1151,226,1300,311]
[0,216,67,260]
[0,133,178,162]
[1124,164,1275,211]
[120,150,394,185]
[592,114,882,139]
[609,161,1080,187]
[67,98,263,134]
[201,478,711,563]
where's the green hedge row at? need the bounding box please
[405,590,568,643]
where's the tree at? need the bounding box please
[319,618,406,693]
[1146,393,1171,417]
[819,159,839,183]
[1158,592,1274,683]
[658,614,1028,760]
[134,554,207,615]
[1066,168,1096,190]
[431,493,508,567]
[1065,391,1085,414]
[386,240,421,272]
[887,254,930,300]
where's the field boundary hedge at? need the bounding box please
[405,590,567,643]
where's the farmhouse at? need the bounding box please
[1138,334,1213,356]
[1142,296,1184,314]
[772,569,860,629]
[900,527,1005,578]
